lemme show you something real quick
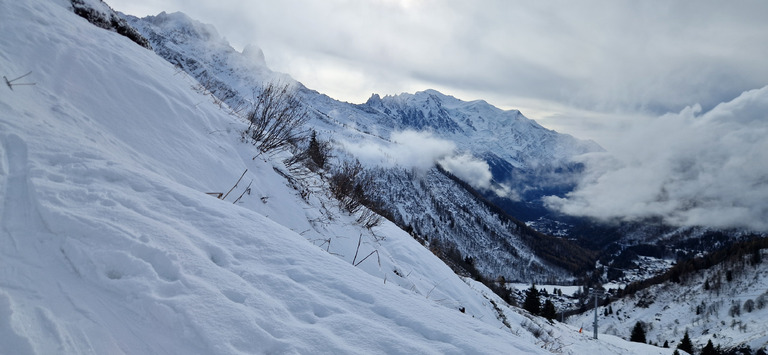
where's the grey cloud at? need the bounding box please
[340,130,456,170]
[438,154,492,189]
[108,0,768,230]
[339,130,506,195]
[545,85,768,231]
[108,0,768,119]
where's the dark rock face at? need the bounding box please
[70,0,152,50]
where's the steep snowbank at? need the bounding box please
[0,0,675,353]
[0,1,523,353]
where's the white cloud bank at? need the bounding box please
[341,130,509,196]
[438,154,493,190]
[545,85,768,232]
[342,130,454,169]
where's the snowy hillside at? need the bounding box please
[122,10,602,282]
[568,248,768,353]
[0,0,679,353]
[365,166,597,282]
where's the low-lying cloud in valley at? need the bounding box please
[343,130,454,170]
[545,85,768,232]
[438,154,493,190]
[341,130,509,196]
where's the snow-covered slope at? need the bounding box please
[568,250,768,353]
[366,166,594,282]
[122,10,604,282]
[0,1,517,353]
[0,0,679,354]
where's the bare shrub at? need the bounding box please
[282,143,310,172]
[243,82,308,154]
[357,208,382,229]
[351,234,380,267]
[329,160,369,213]
[328,160,384,229]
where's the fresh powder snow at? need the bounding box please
[0,0,678,353]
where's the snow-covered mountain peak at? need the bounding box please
[359,87,602,170]
[376,89,478,113]
[121,8,614,283]
[141,11,223,46]
[125,10,291,110]
[241,43,267,67]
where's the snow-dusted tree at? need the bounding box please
[677,330,694,355]
[701,339,717,355]
[729,300,742,317]
[307,130,330,170]
[757,293,768,310]
[244,82,308,153]
[541,299,557,321]
[523,284,541,315]
[744,299,755,313]
[630,321,646,343]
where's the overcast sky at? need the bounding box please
[108,0,768,142]
[107,0,768,231]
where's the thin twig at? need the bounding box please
[222,169,248,200]
[232,180,253,204]
[354,250,380,267]
[352,234,362,266]
[426,278,448,299]
[426,284,439,299]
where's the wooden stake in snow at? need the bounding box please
[4,71,36,90]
